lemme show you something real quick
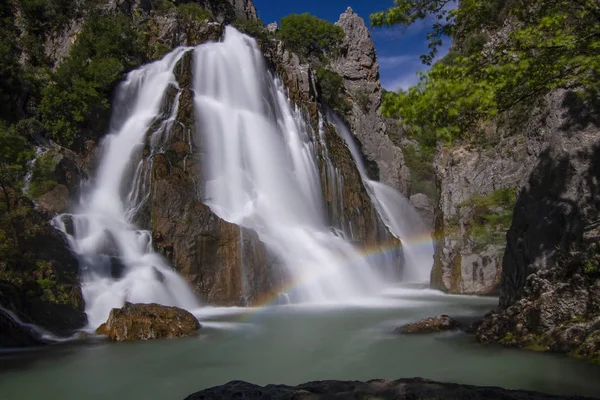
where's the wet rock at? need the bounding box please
[0,201,87,338]
[146,51,283,306]
[184,378,594,400]
[395,315,461,334]
[0,307,47,347]
[95,302,200,342]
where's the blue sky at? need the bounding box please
[252,0,451,91]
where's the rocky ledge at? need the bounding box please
[184,378,598,399]
[96,302,200,342]
[395,315,461,334]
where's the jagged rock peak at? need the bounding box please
[335,7,377,80]
[332,8,411,196]
[227,0,258,21]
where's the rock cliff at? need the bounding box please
[332,8,411,197]
[430,88,595,296]
[474,90,600,362]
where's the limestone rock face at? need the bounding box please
[332,7,411,196]
[473,89,600,362]
[184,379,593,400]
[145,51,282,306]
[430,89,587,296]
[395,315,461,334]
[226,0,257,20]
[96,302,200,341]
[410,193,434,230]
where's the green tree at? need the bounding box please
[372,0,600,148]
[277,13,344,60]
[39,14,148,146]
[0,1,23,121]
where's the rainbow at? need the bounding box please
[247,232,436,309]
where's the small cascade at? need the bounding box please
[54,48,199,328]
[192,27,390,302]
[328,113,434,283]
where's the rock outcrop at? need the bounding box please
[395,315,461,334]
[141,50,282,306]
[430,88,596,296]
[96,302,200,341]
[0,307,48,347]
[410,193,434,230]
[0,201,87,340]
[474,93,600,361]
[226,0,257,20]
[184,379,598,400]
[332,7,411,197]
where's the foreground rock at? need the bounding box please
[184,379,597,399]
[96,303,200,342]
[395,315,460,334]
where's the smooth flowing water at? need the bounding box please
[329,114,434,283]
[194,27,392,302]
[1,288,599,400]
[53,48,199,328]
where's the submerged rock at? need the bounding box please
[96,302,200,342]
[184,378,596,399]
[395,315,461,334]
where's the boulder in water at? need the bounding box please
[395,315,460,334]
[184,378,593,400]
[95,302,200,342]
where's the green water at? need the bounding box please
[1,287,599,399]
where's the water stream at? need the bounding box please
[53,48,200,329]
[193,27,391,302]
[329,113,434,283]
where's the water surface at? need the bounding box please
[1,287,599,399]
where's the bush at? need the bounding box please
[277,13,344,60]
[28,152,58,199]
[317,68,351,115]
[176,3,214,23]
[352,87,371,113]
[232,18,271,43]
[40,14,148,146]
[0,1,22,121]
[402,145,436,199]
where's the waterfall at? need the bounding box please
[53,26,429,325]
[192,27,389,302]
[328,113,434,283]
[54,48,199,329]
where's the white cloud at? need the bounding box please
[378,55,415,69]
[382,71,422,92]
[380,42,452,92]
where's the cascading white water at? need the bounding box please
[192,27,389,302]
[328,113,434,283]
[54,48,199,328]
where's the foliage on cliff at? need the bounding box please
[40,14,148,146]
[372,0,600,148]
[277,13,344,61]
